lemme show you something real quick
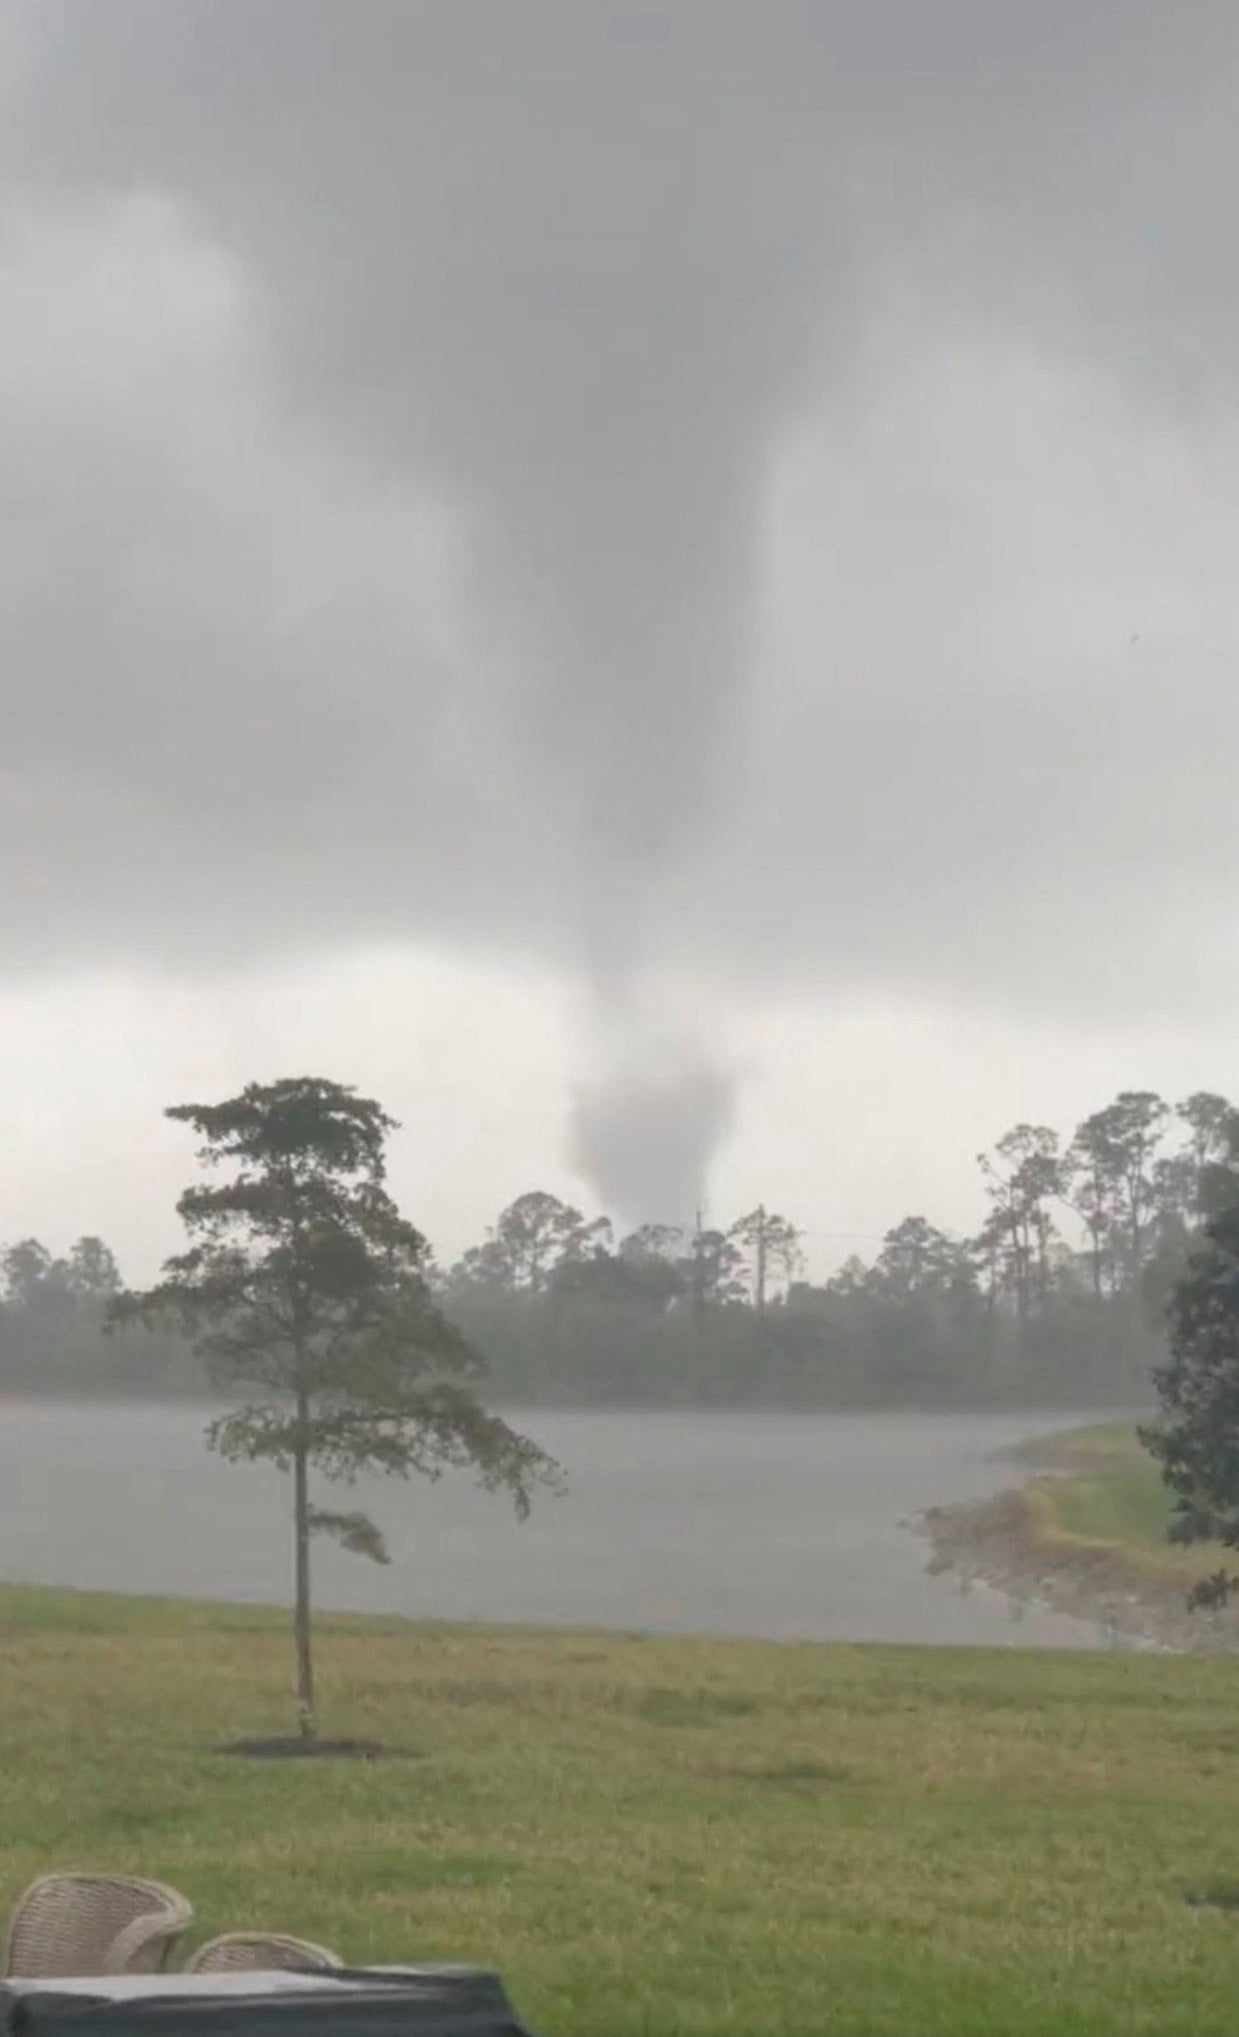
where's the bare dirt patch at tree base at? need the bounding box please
[216,1736,392,1760]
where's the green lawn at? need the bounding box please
[1048,1461,1175,1549]
[1023,1421,1160,1478]
[1018,1422,1228,1590]
[5,1586,1239,2034]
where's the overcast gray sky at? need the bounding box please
[4,1,1239,1268]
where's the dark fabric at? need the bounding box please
[0,1968,538,2037]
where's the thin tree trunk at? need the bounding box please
[1011,1211,1029,1325]
[755,1206,767,1317]
[292,1396,316,1744]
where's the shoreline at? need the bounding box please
[915,1476,1239,1653]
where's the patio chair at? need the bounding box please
[5,1873,194,1977]
[185,1932,342,1974]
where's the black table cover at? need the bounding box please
[0,1966,539,2037]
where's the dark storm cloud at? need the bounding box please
[4,1,1239,1204]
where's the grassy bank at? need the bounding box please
[1011,1421,1236,1594]
[5,1588,1239,2033]
[922,1422,1238,1648]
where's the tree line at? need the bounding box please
[0,1234,196,1394]
[440,1091,1239,1409]
[10,1084,1231,1410]
[438,1088,1239,1408]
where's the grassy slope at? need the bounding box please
[6,1588,1239,2034]
[1017,1423,1228,1591]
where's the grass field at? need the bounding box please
[6,1585,1239,2034]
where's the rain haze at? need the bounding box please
[11,21,1239,2022]
[2,0,1239,1269]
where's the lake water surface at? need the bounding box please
[0,1401,1112,1648]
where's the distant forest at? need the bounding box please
[3,1088,1233,1409]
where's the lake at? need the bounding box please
[0,1401,1113,1648]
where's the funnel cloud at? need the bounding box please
[5,4,1239,1220]
[570,1004,738,1229]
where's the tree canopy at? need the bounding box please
[1142,1194,1239,1610]
[114,1075,560,1741]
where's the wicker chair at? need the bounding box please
[185,1933,342,1975]
[5,1873,194,1977]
